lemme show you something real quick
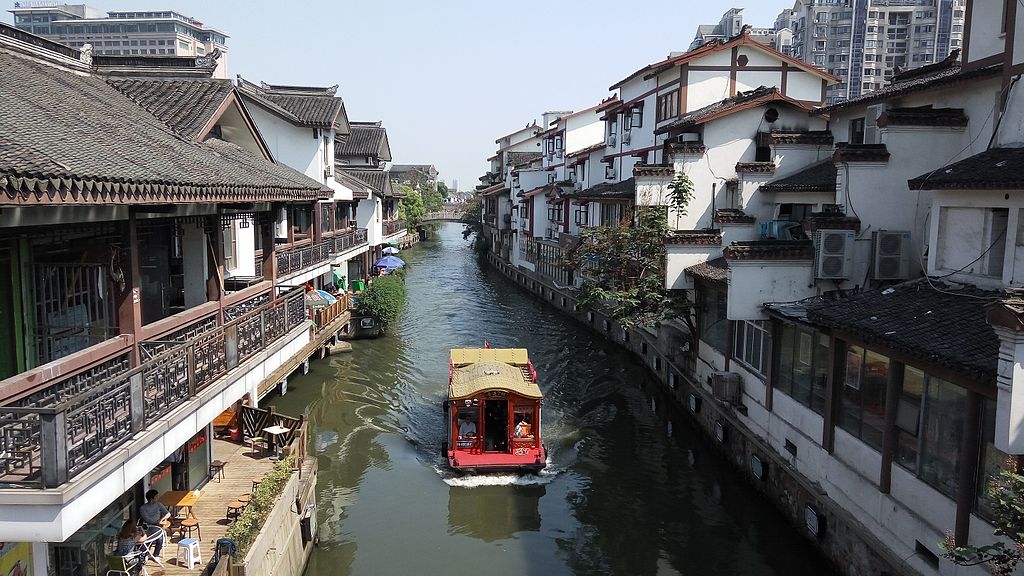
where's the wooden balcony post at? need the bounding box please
[207,215,225,311]
[116,209,144,365]
[313,202,323,243]
[129,372,144,433]
[39,410,68,488]
[261,212,277,284]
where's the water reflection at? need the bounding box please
[447,484,545,542]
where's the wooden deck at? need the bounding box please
[154,438,276,575]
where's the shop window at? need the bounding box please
[838,345,889,451]
[698,286,728,353]
[733,320,770,376]
[976,397,1010,519]
[893,367,966,498]
[775,322,829,415]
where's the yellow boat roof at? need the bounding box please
[450,348,530,366]
[448,349,541,400]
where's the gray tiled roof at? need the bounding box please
[655,86,785,134]
[107,78,234,140]
[236,79,344,128]
[336,123,391,161]
[0,50,329,204]
[565,177,635,200]
[685,257,729,286]
[760,160,836,193]
[805,279,999,379]
[340,168,400,197]
[506,151,543,166]
[908,147,1024,190]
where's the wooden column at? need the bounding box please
[261,211,277,284]
[879,361,904,494]
[954,391,983,544]
[313,202,323,242]
[207,215,225,313]
[116,209,143,365]
[822,335,839,453]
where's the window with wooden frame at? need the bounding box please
[657,90,679,122]
[222,222,237,271]
[575,207,589,226]
[631,105,643,128]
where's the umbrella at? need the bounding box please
[382,246,401,255]
[304,289,337,308]
[374,255,405,271]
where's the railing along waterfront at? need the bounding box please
[383,219,406,237]
[0,287,307,488]
[276,228,368,278]
[312,294,351,334]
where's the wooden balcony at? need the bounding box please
[0,287,308,489]
[276,228,368,278]
[383,219,406,237]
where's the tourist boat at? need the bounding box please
[444,348,545,473]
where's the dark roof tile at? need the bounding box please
[565,177,635,201]
[336,122,390,161]
[908,147,1024,190]
[685,257,729,286]
[806,279,999,379]
[107,78,233,140]
[760,160,837,193]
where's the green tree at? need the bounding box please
[421,182,445,213]
[565,206,693,330]
[358,276,407,326]
[462,194,482,240]
[943,458,1024,575]
[437,180,450,201]
[396,184,425,227]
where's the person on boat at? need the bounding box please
[458,415,477,437]
[514,416,531,438]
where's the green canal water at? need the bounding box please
[268,222,835,576]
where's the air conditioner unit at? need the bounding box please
[815,229,855,280]
[607,133,616,146]
[711,372,742,404]
[622,131,632,145]
[872,230,911,280]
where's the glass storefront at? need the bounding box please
[147,427,211,492]
[51,489,135,576]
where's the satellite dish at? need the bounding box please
[764,108,780,123]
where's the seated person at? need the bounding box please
[138,489,170,558]
[457,415,477,438]
[514,417,531,438]
[113,520,146,556]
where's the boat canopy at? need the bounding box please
[450,348,530,366]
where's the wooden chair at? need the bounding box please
[177,518,201,541]
[209,460,226,482]
[248,436,268,457]
[226,501,244,523]
[106,551,148,576]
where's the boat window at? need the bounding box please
[513,406,534,439]
[457,408,478,438]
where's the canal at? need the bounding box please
[268,222,835,576]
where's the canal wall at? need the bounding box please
[485,253,915,576]
[233,459,319,576]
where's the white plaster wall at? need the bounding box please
[687,72,732,110]
[998,80,1024,147]
[697,48,733,66]
[735,71,784,94]
[772,144,830,180]
[738,45,780,67]
[357,196,383,246]
[726,261,815,320]
[965,1,1005,64]
[247,105,322,180]
[0,324,311,542]
[786,71,825,102]
[564,112,604,155]
[226,216,257,278]
[670,154,718,230]
[930,190,1024,287]
[665,244,722,289]
[718,222,758,246]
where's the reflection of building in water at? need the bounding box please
[447,484,544,542]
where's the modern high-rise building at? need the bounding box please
[689,8,794,54]
[8,3,229,77]
[787,0,966,105]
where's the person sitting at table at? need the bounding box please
[113,520,146,556]
[514,416,531,438]
[138,489,170,558]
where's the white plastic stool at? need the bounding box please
[176,538,202,570]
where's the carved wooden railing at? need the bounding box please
[383,219,406,237]
[0,286,308,488]
[276,228,368,278]
[312,295,351,334]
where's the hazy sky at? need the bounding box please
[5,1,786,190]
